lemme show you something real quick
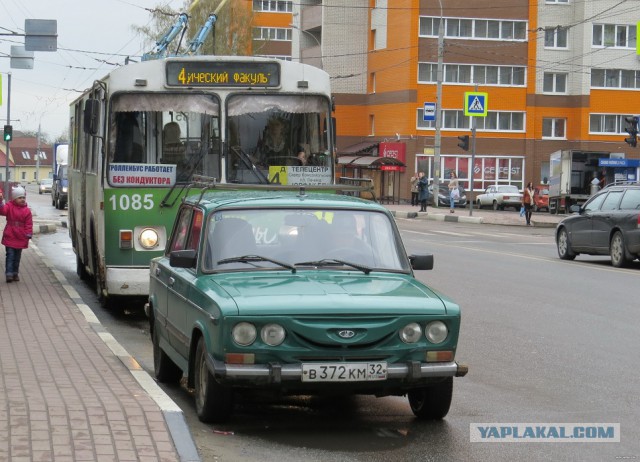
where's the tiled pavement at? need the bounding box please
[0,242,199,462]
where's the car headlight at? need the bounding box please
[399,322,422,343]
[232,322,256,346]
[261,323,285,346]
[139,228,159,249]
[425,321,448,344]
[62,186,68,193]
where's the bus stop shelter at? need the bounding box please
[337,154,406,204]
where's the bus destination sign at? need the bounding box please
[166,61,280,87]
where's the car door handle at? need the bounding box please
[155,267,161,276]
[168,277,175,286]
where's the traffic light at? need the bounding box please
[624,116,638,147]
[457,134,469,151]
[3,125,12,142]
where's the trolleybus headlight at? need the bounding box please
[425,321,448,344]
[232,322,257,346]
[139,228,159,249]
[261,323,285,346]
[399,322,422,343]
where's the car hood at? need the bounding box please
[201,271,452,316]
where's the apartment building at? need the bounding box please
[252,0,640,201]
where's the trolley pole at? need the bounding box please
[4,73,11,198]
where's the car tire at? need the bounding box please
[610,231,630,268]
[194,336,233,423]
[557,227,576,260]
[476,200,482,209]
[492,201,499,211]
[153,321,183,384]
[407,377,453,420]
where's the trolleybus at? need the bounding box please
[68,55,335,305]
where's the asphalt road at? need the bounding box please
[28,184,640,462]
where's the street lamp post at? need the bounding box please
[289,23,322,69]
[433,0,444,207]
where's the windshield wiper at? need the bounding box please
[217,255,296,273]
[294,259,371,275]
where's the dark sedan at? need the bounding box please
[556,182,640,267]
[428,184,467,208]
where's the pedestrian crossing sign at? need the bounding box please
[464,92,488,117]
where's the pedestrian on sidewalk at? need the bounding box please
[418,172,429,212]
[448,172,459,213]
[0,186,33,282]
[410,173,420,206]
[522,182,534,226]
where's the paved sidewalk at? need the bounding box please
[384,203,564,228]
[0,243,200,462]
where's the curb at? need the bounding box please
[390,210,484,224]
[32,243,201,462]
[32,219,65,235]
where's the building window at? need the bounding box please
[542,118,566,138]
[589,114,634,134]
[418,17,527,41]
[544,27,568,48]
[543,73,567,93]
[252,1,293,12]
[591,68,640,89]
[593,24,636,48]
[369,72,376,94]
[369,115,375,136]
[416,109,525,132]
[418,63,525,86]
[253,27,292,42]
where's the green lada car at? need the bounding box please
[147,188,467,423]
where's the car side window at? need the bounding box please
[619,189,640,210]
[169,207,193,252]
[583,193,607,212]
[600,191,623,211]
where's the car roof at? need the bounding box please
[183,189,389,213]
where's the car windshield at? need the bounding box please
[203,208,409,272]
[41,179,52,184]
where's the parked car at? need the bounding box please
[147,186,467,423]
[476,185,523,211]
[556,182,640,267]
[533,187,549,212]
[428,184,467,207]
[38,178,53,194]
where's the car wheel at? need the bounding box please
[610,231,630,268]
[194,336,233,423]
[408,377,453,420]
[39,190,43,195]
[476,200,482,209]
[557,227,576,260]
[153,321,183,384]
[492,201,499,211]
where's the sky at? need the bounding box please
[0,0,183,142]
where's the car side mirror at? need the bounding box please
[169,249,197,268]
[409,254,434,271]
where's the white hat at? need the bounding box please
[11,186,26,200]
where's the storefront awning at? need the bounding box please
[337,155,406,168]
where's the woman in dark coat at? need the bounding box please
[418,172,429,212]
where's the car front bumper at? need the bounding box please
[209,355,468,386]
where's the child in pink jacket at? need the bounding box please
[0,186,33,282]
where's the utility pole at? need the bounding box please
[36,123,41,182]
[433,0,444,207]
[4,73,11,198]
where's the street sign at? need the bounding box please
[25,19,58,52]
[423,102,436,121]
[464,92,488,117]
[10,46,34,70]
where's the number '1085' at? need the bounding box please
[109,194,155,211]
